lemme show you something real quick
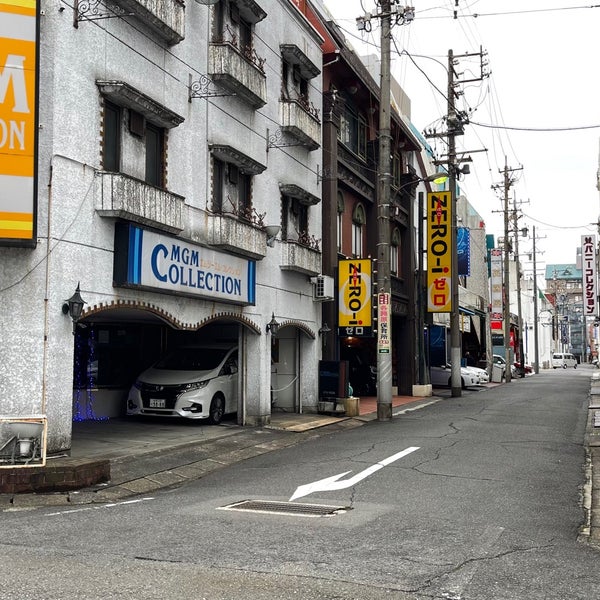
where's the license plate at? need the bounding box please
[149,398,165,409]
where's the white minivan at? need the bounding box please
[551,352,577,369]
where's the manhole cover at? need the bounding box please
[217,499,351,517]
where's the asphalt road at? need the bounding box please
[1,367,598,600]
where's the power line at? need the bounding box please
[471,120,600,132]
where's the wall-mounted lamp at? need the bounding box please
[62,283,86,334]
[319,323,331,335]
[264,225,280,248]
[266,313,280,335]
[319,322,331,348]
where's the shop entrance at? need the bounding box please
[271,328,299,412]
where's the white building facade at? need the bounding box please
[0,0,326,453]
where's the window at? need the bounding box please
[102,102,165,187]
[282,62,309,103]
[339,101,367,158]
[145,123,164,187]
[352,203,365,258]
[212,157,254,220]
[282,195,309,243]
[280,45,320,119]
[213,0,266,69]
[97,81,183,188]
[103,101,121,172]
[337,191,344,254]
[391,228,401,276]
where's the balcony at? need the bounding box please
[95,172,184,234]
[112,0,185,46]
[279,99,321,150]
[280,241,321,276]
[208,43,267,108]
[207,214,267,260]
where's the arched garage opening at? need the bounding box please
[72,301,260,424]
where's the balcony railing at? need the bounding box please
[95,172,184,234]
[112,0,185,45]
[279,98,321,150]
[280,241,321,275]
[207,213,267,260]
[208,42,267,108]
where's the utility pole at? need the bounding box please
[376,0,393,420]
[357,2,415,420]
[512,195,525,377]
[447,49,461,397]
[496,158,522,382]
[532,225,540,374]
[425,48,487,396]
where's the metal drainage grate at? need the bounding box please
[217,499,351,518]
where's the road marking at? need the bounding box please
[289,447,420,501]
[45,497,154,517]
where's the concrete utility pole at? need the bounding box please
[512,195,525,377]
[425,48,487,396]
[447,49,462,396]
[498,158,522,382]
[376,0,393,420]
[532,225,540,374]
[502,159,512,383]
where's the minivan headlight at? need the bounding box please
[181,380,209,392]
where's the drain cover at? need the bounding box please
[217,499,351,517]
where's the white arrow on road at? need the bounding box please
[289,446,420,501]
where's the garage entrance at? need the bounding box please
[71,305,255,424]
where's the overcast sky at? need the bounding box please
[322,0,600,271]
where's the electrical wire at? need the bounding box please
[471,121,600,132]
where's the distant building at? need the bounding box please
[545,264,585,361]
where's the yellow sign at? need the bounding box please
[338,259,372,336]
[427,192,452,312]
[0,0,38,245]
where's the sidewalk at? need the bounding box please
[0,394,440,508]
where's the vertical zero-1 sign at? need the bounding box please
[338,258,372,336]
[0,0,38,246]
[427,192,452,312]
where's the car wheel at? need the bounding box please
[562,363,567,369]
[208,394,225,425]
[574,364,577,369]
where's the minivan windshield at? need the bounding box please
[155,347,230,371]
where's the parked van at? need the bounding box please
[551,353,577,369]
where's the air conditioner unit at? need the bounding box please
[310,275,334,302]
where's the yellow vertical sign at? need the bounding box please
[338,259,373,336]
[0,0,38,245]
[427,192,452,312]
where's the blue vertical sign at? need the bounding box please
[457,227,470,276]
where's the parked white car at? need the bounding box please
[127,344,238,424]
[430,365,479,389]
[464,365,489,384]
[492,354,517,378]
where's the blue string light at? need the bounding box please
[73,327,108,422]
